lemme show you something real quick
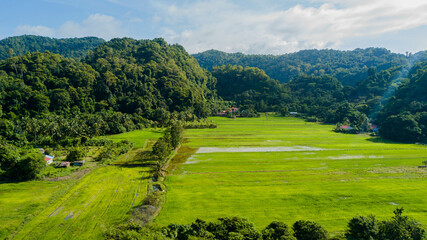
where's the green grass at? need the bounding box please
[155,116,427,233]
[0,180,70,239]
[0,129,162,240]
[107,128,164,148]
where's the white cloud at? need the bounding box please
[154,0,427,54]
[14,14,125,40]
[15,25,55,37]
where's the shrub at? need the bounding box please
[377,208,426,240]
[95,140,133,163]
[208,217,261,240]
[16,152,46,180]
[85,138,113,146]
[292,220,327,240]
[262,221,295,240]
[346,215,378,240]
[65,147,86,162]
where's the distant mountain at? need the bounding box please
[193,48,409,86]
[0,35,105,60]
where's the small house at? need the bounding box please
[340,125,354,130]
[217,111,227,116]
[289,112,298,115]
[371,124,379,132]
[217,107,239,116]
[59,162,71,168]
[73,160,85,166]
[45,155,54,165]
[229,107,239,113]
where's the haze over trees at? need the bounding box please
[207,55,427,141]
[0,35,105,60]
[377,61,427,142]
[193,48,409,85]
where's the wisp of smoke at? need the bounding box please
[369,53,422,121]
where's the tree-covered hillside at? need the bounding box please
[193,48,408,86]
[0,35,426,145]
[378,62,427,142]
[85,37,217,119]
[0,38,218,148]
[211,64,370,131]
[0,35,105,60]
[211,65,289,113]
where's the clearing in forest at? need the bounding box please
[155,116,427,232]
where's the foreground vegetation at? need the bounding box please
[155,117,427,233]
[109,208,424,239]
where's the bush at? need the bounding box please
[380,113,422,142]
[85,138,113,146]
[305,116,319,122]
[65,147,86,162]
[208,217,261,240]
[183,120,217,129]
[0,145,19,174]
[16,152,46,180]
[106,222,167,240]
[262,221,295,240]
[95,140,133,163]
[151,137,171,162]
[377,208,425,240]
[292,220,327,240]
[346,215,378,240]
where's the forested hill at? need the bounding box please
[0,35,105,60]
[193,48,408,86]
[84,37,217,118]
[0,37,217,147]
[377,61,427,142]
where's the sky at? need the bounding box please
[1,0,427,54]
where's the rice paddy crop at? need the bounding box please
[155,116,427,232]
[0,129,162,240]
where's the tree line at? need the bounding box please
[106,208,425,240]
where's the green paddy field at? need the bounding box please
[156,116,427,232]
[1,117,426,238]
[0,129,161,240]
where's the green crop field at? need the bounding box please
[107,129,163,148]
[155,116,427,232]
[0,129,162,240]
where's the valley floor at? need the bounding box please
[155,116,427,232]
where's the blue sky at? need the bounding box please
[1,0,427,54]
